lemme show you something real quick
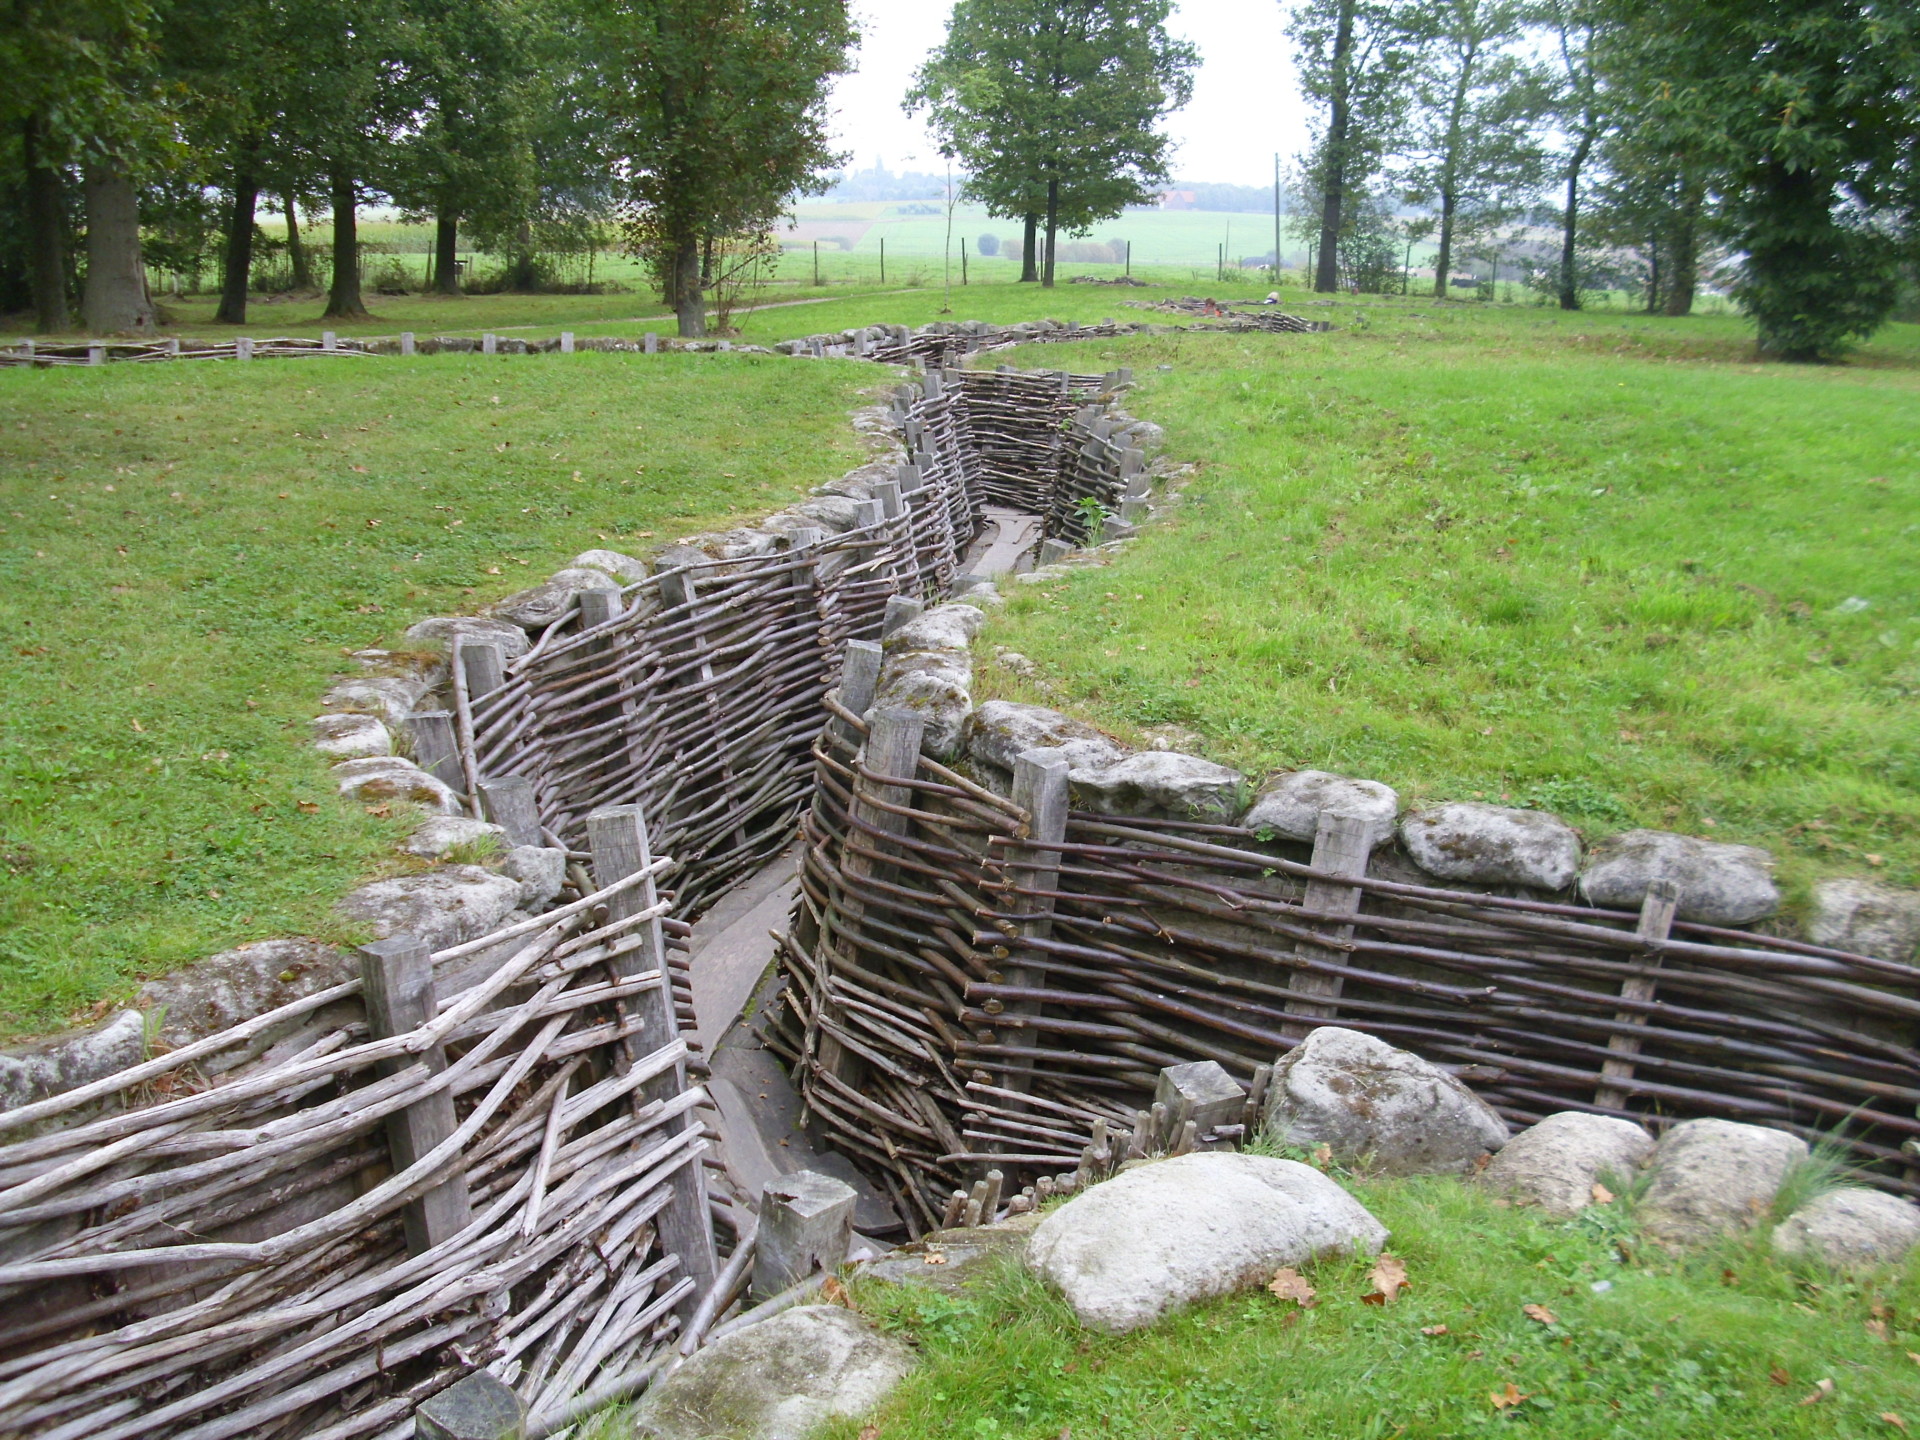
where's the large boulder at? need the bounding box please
[490,566,621,629]
[632,1305,914,1440]
[402,615,531,661]
[1400,802,1581,891]
[1024,1152,1386,1333]
[311,713,391,760]
[336,866,524,950]
[1808,879,1920,963]
[570,548,648,584]
[137,938,353,1064]
[1264,1026,1508,1176]
[1637,1118,1807,1247]
[1773,1188,1920,1271]
[332,757,463,815]
[1479,1112,1655,1217]
[401,815,505,860]
[1580,829,1778,926]
[1244,771,1399,850]
[321,676,433,729]
[962,700,1127,777]
[1073,751,1249,824]
[875,605,983,759]
[0,1010,146,1114]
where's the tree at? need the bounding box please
[1606,0,1920,358]
[907,0,1196,289]
[1,0,159,332]
[1288,0,1424,294]
[1540,0,1607,311]
[582,0,855,337]
[1396,0,1542,299]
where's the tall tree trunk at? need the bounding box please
[324,171,368,319]
[285,195,312,290]
[701,234,716,289]
[674,233,705,337]
[1041,179,1060,289]
[1315,0,1356,293]
[1433,192,1456,300]
[81,159,155,335]
[1433,49,1472,301]
[22,115,70,333]
[1557,134,1592,311]
[1019,213,1039,282]
[1663,183,1701,317]
[433,213,461,294]
[216,156,259,324]
[1644,232,1661,314]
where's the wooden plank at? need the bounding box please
[358,936,472,1255]
[1280,811,1374,1042]
[1595,879,1681,1111]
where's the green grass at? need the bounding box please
[950,300,1920,902]
[810,1174,1920,1440]
[0,351,870,1036]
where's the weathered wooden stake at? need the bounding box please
[1153,1061,1247,1150]
[359,936,472,1255]
[1281,810,1373,1041]
[400,331,415,356]
[752,1171,855,1302]
[415,1370,525,1440]
[994,749,1070,1108]
[478,776,541,848]
[406,709,462,788]
[1595,878,1680,1111]
[588,804,717,1314]
[881,595,923,638]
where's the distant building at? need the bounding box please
[1158,190,1198,210]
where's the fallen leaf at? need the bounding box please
[296,800,319,813]
[859,1427,880,1440]
[1591,1181,1614,1205]
[1311,1143,1332,1168]
[1465,1349,1485,1359]
[1523,1303,1558,1326]
[1884,1416,1909,1434]
[130,718,144,733]
[922,1252,947,1266]
[1364,1254,1410,1305]
[1489,1383,1528,1411]
[1421,1324,1449,1336]
[1769,1368,1792,1387]
[1799,1378,1835,1407]
[1268,1267,1317,1307]
[820,1275,849,1307]
[1869,1319,1892,1342]
[1909,1351,1920,1366]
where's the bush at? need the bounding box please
[976,233,1000,257]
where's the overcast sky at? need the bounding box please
[826,0,1311,188]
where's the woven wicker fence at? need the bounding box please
[0,820,715,1440]
[769,701,1920,1231]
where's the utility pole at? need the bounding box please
[961,237,968,286]
[1274,152,1283,283]
[880,237,885,284]
[1125,240,1132,278]
[812,240,820,288]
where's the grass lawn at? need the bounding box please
[952,301,1919,905]
[2,286,1915,1033]
[0,351,870,1036]
[800,1168,1920,1439]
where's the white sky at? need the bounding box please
[826,0,1310,188]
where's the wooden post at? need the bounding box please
[881,595,923,638]
[751,1171,855,1302]
[460,638,507,699]
[236,336,253,361]
[87,344,104,367]
[992,750,1070,1104]
[478,776,541,848]
[359,936,472,1255]
[482,332,496,355]
[560,330,575,354]
[1280,811,1373,1041]
[818,709,925,1087]
[830,639,883,750]
[322,330,337,351]
[406,709,462,788]
[1595,879,1680,1111]
[587,805,718,1313]
[400,331,415,356]
[1038,538,1073,567]
[1154,1062,1247,1150]
[644,331,659,354]
[415,1371,524,1440]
